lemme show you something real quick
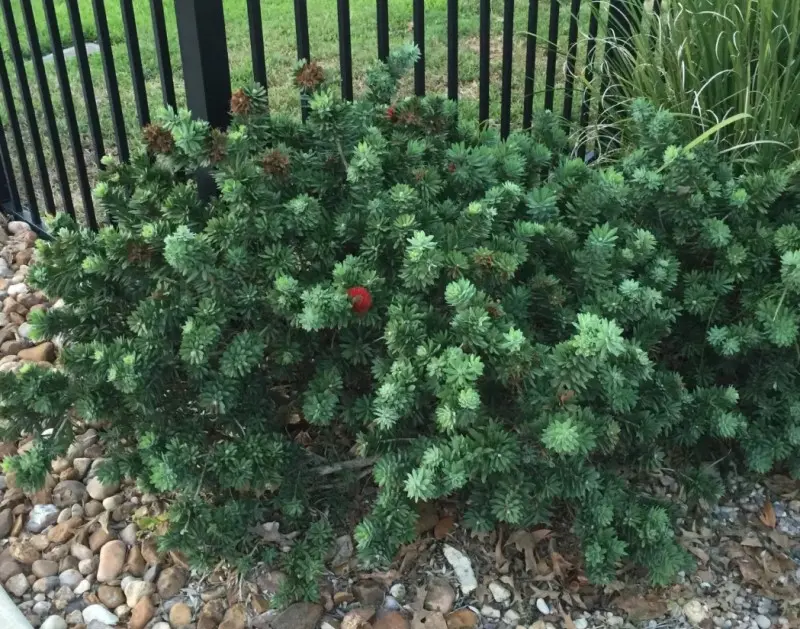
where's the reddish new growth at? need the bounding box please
[143,124,174,155]
[209,129,227,164]
[386,106,397,122]
[347,286,373,315]
[262,149,291,177]
[295,61,325,91]
[230,89,251,116]
[447,162,457,173]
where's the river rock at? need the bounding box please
[86,477,120,501]
[40,616,67,629]
[18,342,55,362]
[124,580,154,608]
[219,603,246,629]
[0,508,12,537]
[97,540,126,582]
[83,604,119,625]
[157,566,187,598]
[70,543,93,561]
[129,596,155,629]
[27,504,59,533]
[32,559,59,578]
[169,602,193,626]
[59,568,82,588]
[52,481,87,508]
[11,539,41,564]
[97,585,125,608]
[6,572,30,597]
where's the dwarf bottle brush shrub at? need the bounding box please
[3,44,799,588]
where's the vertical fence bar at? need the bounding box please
[447,0,458,101]
[413,0,425,96]
[578,1,600,160]
[20,0,72,216]
[92,0,129,161]
[66,0,105,166]
[500,0,514,138]
[0,45,36,222]
[247,0,268,88]
[43,0,95,225]
[522,0,539,129]
[337,0,353,100]
[0,119,20,213]
[174,0,231,129]
[120,0,150,127]
[150,0,176,109]
[376,0,389,61]
[1,0,53,219]
[294,0,310,119]
[543,0,560,112]
[562,0,582,121]
[479,0,490,122]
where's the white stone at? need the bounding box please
[40,616,67,629]
[82,604,119,626]
[756,616,772,629]
[7,221,31,234]
[502,609,521,624]
[574,619,589,629]
[683,599,709,626]
[27,504,59,533]
[7,283,28,297]
[389,583,406,602]
[442,545,477,594]
[119,523,138,546]
[488,581,511,604]
[480,605,501,620]
[74,579,91,595]
[151,624,171,629]
[536,598,551,615]
[124,579,154,608]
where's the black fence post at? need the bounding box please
[174,0,231,130]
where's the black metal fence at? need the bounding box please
[0,0,648,233]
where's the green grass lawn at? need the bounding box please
[0,0,610,224]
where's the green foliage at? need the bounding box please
[3,50,800,593]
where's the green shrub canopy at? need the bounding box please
[3,47,800,591]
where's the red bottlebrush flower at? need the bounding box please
[447,162,457,173]
[347,286,373,315]
[386,106,397,121]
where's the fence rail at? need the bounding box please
[0,0,646,233]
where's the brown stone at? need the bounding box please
[169,601,193,627]
[141,538,162,565]
[0,508,12,538]
[219,603,246,629]
[0,339,25,355]
[374,612,411,629]
[52,480,87,508]
[97,540,126,582]
[89,528,114,552]
[129,595,155,629]
[30,473,57,505]
[444,609,479,628]
[31,559,58,578]
[354,580,385,608]
[97,584,126,608]
[251,595,269,615]
[10,540,40,564]
[269,602,324,629]
[18,342,55,363]
[157,566,187,598]
[197,599,228,629]
[342,608,375,629]
[47,517,82,544]
[0,558,23,581]
[424,577,456,613]
[125,545,146,577]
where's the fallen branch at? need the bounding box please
[313,456,378,476]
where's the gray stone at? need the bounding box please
[42,42,101,64]
[32,576,61,593]
[0,507,12,537]
[6,572,30,597]
[52,481,87,508]
[119,523,138,546]
[86,477,119,501]
[58,568,82,588]
[40,616,67,629]
[32,560,59,578]
[27,504,60,533]
[65,610,84,625]
[756,616,772,629]
[267,602,323,629]
[32,601,52,616]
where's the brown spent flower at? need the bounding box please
[127,242,154,264]
[209,129,227,164]
[262,149,291,177]
[230,88,252,116]
[143,124,174,155]
[295,61,325,91]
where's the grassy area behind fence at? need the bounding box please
[1,0,609,223]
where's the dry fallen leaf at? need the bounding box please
[768,529,795,550]
[760,501,777,529]
[507,529,551,573]
[736,558,763,583]
[741,535,763,548]
[562,613,577,629]
[615,592,669,621]
[687,545,710,565]
[433,516,455,540]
